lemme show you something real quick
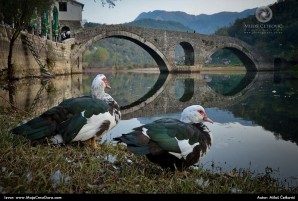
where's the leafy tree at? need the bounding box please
[95,47,109,63]
[83,50,92,60]
[0,0,54,79]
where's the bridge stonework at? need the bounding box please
[72,24,275,72]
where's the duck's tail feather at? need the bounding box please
[11,116,56,140]
[114,131,151,155]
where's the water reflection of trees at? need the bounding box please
[205,72,257,96]
[117,71,298,145]
[205,71,298,145]
[227,72,298,145]
[0,75,83,116]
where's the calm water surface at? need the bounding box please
[2,70,298,187]
[90,71,298,187]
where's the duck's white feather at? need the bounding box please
[73,111,116,141]
[169,138,200,159]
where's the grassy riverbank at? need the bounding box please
[0,110,297,194]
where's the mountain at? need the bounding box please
[135,9,256,35]
[126,19,193,32]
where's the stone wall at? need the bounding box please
[0,25,80,79]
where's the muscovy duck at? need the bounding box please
[114,105,213,170]
[11,74,121,149]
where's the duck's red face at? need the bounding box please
[102,77,111,89]
[198,109,214,124]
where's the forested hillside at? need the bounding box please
[215,0,298,63]
[135,9,256,35]
[126,19,193,32]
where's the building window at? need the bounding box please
[59,2,67,12]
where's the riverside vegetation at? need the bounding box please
[0,109,298,194]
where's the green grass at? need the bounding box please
[0,110,297,194]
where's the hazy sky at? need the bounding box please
[78,0,277,24]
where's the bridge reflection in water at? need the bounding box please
[0,71,276,120]
[1,71,296,146]
[2,71,292,140]
[119,72,258,119]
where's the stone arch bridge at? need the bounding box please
[71,24,274,72]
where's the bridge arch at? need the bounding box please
[82,30,172,72]
[206,44,258,71]
[175,42,195,66]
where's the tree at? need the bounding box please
[96,47,109,63]
[0,0,53,80]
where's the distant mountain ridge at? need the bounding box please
[134,9,256,34]
[126,19,193,32]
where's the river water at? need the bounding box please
[1,70,298,187]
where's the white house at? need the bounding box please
[53,0,84,33]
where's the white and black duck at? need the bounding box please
[11,74,121,149]
[114,105,213,171]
